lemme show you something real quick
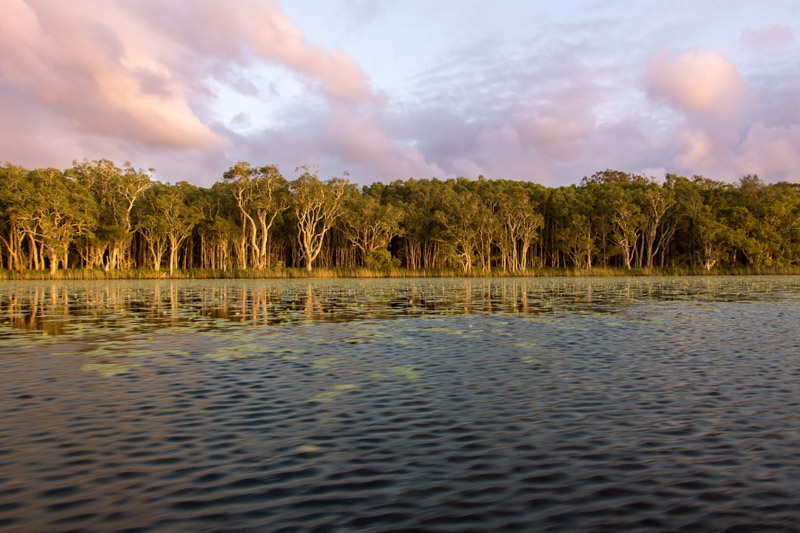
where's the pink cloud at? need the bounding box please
[643,49,751,115]
[2,2,798,187]
[321,106,445,179]
[0,0,379,181]
[734,123,800,178]
[125,0,374,103]
[663,121,800,182]
[639,48,800,181]
[673,129,714,169]
[522,114,592,161]
[0,0,222,150]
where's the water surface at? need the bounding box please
[1,277,800,531]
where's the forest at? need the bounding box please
[1,159,799,277]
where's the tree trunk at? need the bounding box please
[27,233,39,270]
[49,251,58,274]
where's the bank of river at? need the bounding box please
[1,277,799,531]
[2,265,800,281]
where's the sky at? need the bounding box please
[1,0,799,187]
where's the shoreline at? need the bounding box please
[2,266,799,281]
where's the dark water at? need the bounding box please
[1,277,800,532]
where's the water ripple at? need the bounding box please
[1,278,800,531]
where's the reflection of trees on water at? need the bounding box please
[3,284,78,335]
[304,283,324,320]
[0,278,791,336]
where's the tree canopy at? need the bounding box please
[1,160,799,274]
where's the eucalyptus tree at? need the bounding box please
[553,186,597,268]
[291,168,350,272]
[559,214,593,268]
[4,156,800,273]
[433,181,482,274]
[610,203,645,269]
[339,188,402,265]
[14,172,45,270]
[670,175,702,266]
[497,182,544,273]
[69,159,150,270]
[0,164,31,270]
[223,162,290,269]
[540,186,571,268]
[25,168,96,273]
[641,181,675,267]
[134,186,170,270]
[607,179,645,269]
[135,182,200,276]
[473,200,501,273]
[726,205,771,266]
[767,182,800,264]
[583,181,617,267]
[579,171,624,267]
[468,177,503,274]
[192,182,240,270]
[223,162,256,267]
[387,178,444,269]
[164,182,201,275]
[681,177,738,269]
[733,176,800,266]
[657,175,696,267]
[697,205,731,270]
[582,170,647,268]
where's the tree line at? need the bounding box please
[1,160,799,275]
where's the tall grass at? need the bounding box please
[1,265,799,281]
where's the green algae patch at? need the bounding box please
[81,362,138,377]
[390,365,422,380]
[308,390,344,403]
[312,356,343,370]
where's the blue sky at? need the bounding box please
[1,0,798,185]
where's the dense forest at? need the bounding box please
[1,159,799,276]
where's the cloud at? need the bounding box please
[1,1,223,150]
[1,1,799,186]
[636,47,800,180]
[664,121,800,181]
[387,51,606,183]
[318,105,445,180]
[733,123,800,179]
[0,0,382,181]
[740,24,795,53]
[643,49,751,115]
[124,0,374,103]
[0,0,220,153]
[673,130,715,169]
[230,113,252,131]
[519,105,594,162]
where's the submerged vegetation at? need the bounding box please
[1,160,799,278]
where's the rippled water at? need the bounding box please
[1,277,800,532]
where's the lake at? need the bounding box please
[1,277,800,532]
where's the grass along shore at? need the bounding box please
[1,265,799,281]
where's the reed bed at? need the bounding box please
[1,265,799,281]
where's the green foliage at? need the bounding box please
[1,160,799,276]
[365,249,400,271]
